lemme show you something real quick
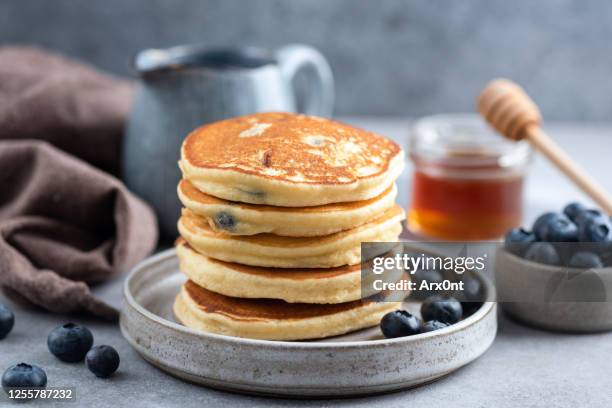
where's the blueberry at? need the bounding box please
[563,202,587,222]
[86,345,120,378]
[568,251,604,269]
[214,212,236,231]
[533,212,558,240]
[504,228,536,255]
[2,363,47,395]
[420,320,449,333]
[421,296,463,325]
[539,214,577,242]
[0,304,14,339]
[524,242,561,266]
[412,269,444,299]
[380,310,421,338]
[578,216,612,242]
[47,323,94,363]
[575,209,606,226]
[414,269,444,285]
[458,275,483,316]
[460,275,483,300]
[601,249,612,267]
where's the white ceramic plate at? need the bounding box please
[120,248,497,397]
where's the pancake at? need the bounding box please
[176,239,405,303]
[177,205,405,268]
[174,280,403,340]
[178,178,398,236]
[179,112,404,207]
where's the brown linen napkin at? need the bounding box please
[0,141,157,320]
[0,46,157,320]
[0,46,133,174]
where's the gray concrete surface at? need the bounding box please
[2,1,612,120]
[1,118,612,407]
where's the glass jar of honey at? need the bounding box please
[408,114,531,241]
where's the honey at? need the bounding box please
[408,115,531,241]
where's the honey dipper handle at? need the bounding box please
[525,125,612,214]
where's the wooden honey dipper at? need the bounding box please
[477,78,612,214]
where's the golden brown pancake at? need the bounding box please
[174,280,403,340]
[177,205,405,268]
[176,239,405,303]
[179,112,404,206]
[178,178,398,236]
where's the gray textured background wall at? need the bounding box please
[2,0,612,120]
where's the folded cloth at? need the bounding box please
[0,141,157,320]
[0,46,133,174]
[0,47,157,320]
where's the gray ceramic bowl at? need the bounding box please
[495,247,612,332]
[120,248,498,397]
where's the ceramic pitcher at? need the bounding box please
[123,44,334,238]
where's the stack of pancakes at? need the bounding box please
[173,112,407,341]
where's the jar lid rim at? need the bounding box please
[409,113,531,167]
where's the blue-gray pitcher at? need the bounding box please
[122,44,334,238]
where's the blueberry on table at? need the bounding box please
[533,212,558,240]
[578,217,612,242]
[0,304,14,339]
[2,363,47,395]
[47,323,94,363]
[86,345,120,378]
[420,320,449,333]
[539,214,578,242]
[568,251,604,269]
[563,202,586,222]
[380,310,421,338]
[504,228,536,255]
[420,296,463,325]
[524,242,561,266]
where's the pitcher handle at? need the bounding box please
[276,44,334,117]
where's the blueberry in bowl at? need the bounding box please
[563,202,587,222]
[47,323,94,363]
[568,251,604,269]
[2,363,47,397]
[601,250,612,267]
[575,209,606,227]
[505,202,611,265]
[578,216,612,243]
[380,310,421,338]
[86,345,120,378]
[0,304,14,340]
[504,228,536,256]
[523,242,561,266]
[420,296,463,325]
[532,212,559,241]
[535,213,578,242]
